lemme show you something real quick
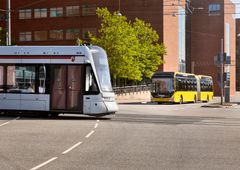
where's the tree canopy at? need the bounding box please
[89,8,166,82]
[0,27,5,45]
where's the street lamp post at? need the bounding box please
[6,0,11,45]
[117,0,122,16]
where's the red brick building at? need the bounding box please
[0,0,186,73]
[187,0,236,96]
[236,19,240,91]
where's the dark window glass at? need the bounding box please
[66,6,79,16]
[82,4,96,16]
[19,32,32,42]
[49,30,63,40]
[7,66,36,93]
[66,29,80,40]
[85,66,99,94]
[19,9,32,19]
[50,7,63,17]
[34,8,47,18]
[34,31,47,41]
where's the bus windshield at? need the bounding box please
[91,46,113,92]
[153,78,174,94]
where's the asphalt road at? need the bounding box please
[1,102,240,170]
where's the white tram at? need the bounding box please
[0,45,118,116]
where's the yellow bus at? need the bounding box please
[196,75,214,102]
[151,72,213,104]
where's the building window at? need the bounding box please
[19,32,32,42]
[82,28,97,39]
[49,30,63,40]
[50,7,63,17]
[82,4,96,16]
[209,3,221,16]
[34,31,47,41]
[66,29,80,40]
[34,8,47,18]
[19,9,31,19]
[66,6,79,16]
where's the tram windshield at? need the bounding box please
[91,46,113,92]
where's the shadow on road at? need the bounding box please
[118,102,193,105]
[111,113,240,127]
[0,112,111,121]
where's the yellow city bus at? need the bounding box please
[151,72,213,104]
[196,75,214,102]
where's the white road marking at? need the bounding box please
[30,157,58,170]
[0,116,20,127]
[62,142,82,155]
[85,130,94,138]
[0,121,10,127]
[94,123,98,129]
[15,116,20,120]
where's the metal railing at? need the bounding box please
[113,84,153,95]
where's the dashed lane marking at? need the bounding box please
[30,157,58,170]
[62,142,82,155]
[85,130,95,138]
[0,116,20,127]
[0,121,10,127]
[94,123,99,129]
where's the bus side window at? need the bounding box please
[176,78,181,91]
[85,66,99,94]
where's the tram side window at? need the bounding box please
[39,65,46,94]
[0,66,3,92]
[7,66,36,93]
[85,66,99,94]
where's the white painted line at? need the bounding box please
[0,116,20,128]
[62,142,82,155]
[14,116,20,120]
[85,130,94,138]
[0,121,10,127]
[94,123,98,129]
[30,157,58,170]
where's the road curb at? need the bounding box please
[201,103,238,108]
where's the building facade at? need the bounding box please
[187,0,236,96]
[0,0,186,73]
[236,19,240,91]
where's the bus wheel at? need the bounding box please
[194,96,197,103]
[50,113,59,117]
[206,96,209,103]
[179,96,183,104]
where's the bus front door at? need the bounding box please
[51,65,84,112]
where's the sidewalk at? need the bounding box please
[116,92,240,106]
[202,92,240,108]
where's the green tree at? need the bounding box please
[0,27,5,45]
[90,8,166,83]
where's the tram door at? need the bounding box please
[51,65,84,112]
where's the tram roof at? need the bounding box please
[0,46,90,56]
